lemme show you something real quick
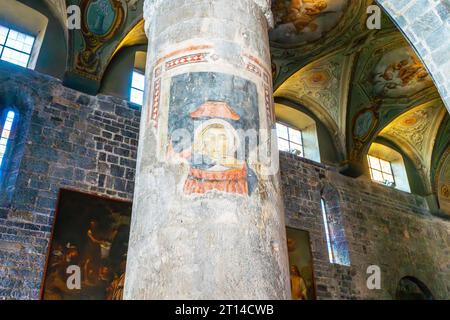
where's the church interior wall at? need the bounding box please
[0,62,448,300]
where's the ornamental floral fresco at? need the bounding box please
[438,153,450,213]
[270,0,351,46]
[274,53,349,130]
[380,103,446,174]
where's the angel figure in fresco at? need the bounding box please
[290,265,308,300]
[380,56,428,89]
[283,0,329,33]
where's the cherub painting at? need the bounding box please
[372,48,433,98]
[270,0,349,45]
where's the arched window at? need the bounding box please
[321,185,350,266]
[0,25,35,68]
[130,70,145,106]
[276,122,304,157]
[368,143,411,193]
[0,1,49,70]
[129,51,147,106]
[275,104,321,163]
[0,110,16,169]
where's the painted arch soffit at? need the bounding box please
[274,49,354,149]
[347,30,441,159]
[379,101,447,178]
[65,0,144,87]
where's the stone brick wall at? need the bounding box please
[0,63,449,300]
[0,62,140,299]
[377,0,450,113]
[280,152,450,300]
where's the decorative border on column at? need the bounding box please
[148,65,163,128]
[165,53,209,71]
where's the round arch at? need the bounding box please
[395,276,434,300]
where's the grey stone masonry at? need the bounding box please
[0,61,140,300]
[1,62,449,300]
[280,152,450,299]
[377,0,450,113]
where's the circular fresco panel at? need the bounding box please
[87,0,116,36]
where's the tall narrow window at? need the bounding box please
[0,25,35,68]
[320,192,351,266]
[321,198,334,264]
[0,111,16,168]
[368,155,395,187]
[276,122,304,157]
[130,70,145,106]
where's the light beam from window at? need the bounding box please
[0,111,16,167]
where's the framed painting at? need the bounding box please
[40,189,132,300]
[286,227,317,300]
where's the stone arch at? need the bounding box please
[395,276,434,300]
[0,68,52,204]
[377,0,450,113]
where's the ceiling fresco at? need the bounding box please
[346,31,440,165]
[371,47,432,99]
[437,150,450,213]
[64,0,144,94]
[270,0,379,88]
[378,102,447,191]
[274,51,353,151]
[17,0,450,212]
[271,0,350,46]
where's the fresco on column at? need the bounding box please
[166,72,260,196]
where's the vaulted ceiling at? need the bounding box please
[15,0,450,199]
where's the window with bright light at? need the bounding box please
[321,198,334,264]
[368,155,395,187]
[0,111,16,168]
[130,70,145,106]
[321,196,350,266]
[0,25,35,68]
[276,122,304,157]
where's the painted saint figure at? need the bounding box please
[290,265,308,300]
[168,101,256,196]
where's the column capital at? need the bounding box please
[143,0,273,34]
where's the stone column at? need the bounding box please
[124,0,291,299]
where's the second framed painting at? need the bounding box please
[286,227,317,300]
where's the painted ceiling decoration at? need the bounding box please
[271,0,350,46]
[18,0,450,204]
[270,0,382,89]
[64,0,144,94]
[274,50,353,151]
[379,101,447,192]
[437,149,450,213]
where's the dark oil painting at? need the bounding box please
[41,189,131,300]
[286,227,316,300]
